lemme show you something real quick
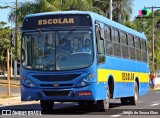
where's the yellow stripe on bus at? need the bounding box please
[97,69,149,83]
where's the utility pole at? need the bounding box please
[14,0,18,78]
[7,49,10,95]
[95,0,113,20]
[143,6,160,73]
[151,6,155,73]
[95,0,123,21]
[109,0,112,20]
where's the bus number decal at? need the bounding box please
[122,72,134,81]
[35,65,44,69]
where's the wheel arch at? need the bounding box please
[135,77,139,91]
[107,75,114,99]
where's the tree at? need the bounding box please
[131,9,160,72]
[8,0,56,24]
[7,0,135,71]
[93,0,133,23]
[8,0,104,24]
[0,21,10,71]
[9,0,134,24]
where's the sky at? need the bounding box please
[0,0,160,27]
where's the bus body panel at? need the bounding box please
[21,84,97,101]
[20,11,149,102]
[97,56,149,99]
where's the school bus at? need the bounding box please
[20,11,149,111]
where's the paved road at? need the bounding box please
[0,86,20,96]
[0,89,160,118]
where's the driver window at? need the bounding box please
[33,32,55,68]
[72,37,82,52]
[56,33,72,61]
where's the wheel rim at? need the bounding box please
[134,83,138,102]
[105,88,110,109]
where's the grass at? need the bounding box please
[0,94,15,99]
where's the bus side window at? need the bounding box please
[135,37,141,61]
[141,40,148,62]
[112,29,121,57]
[95,21,105,64]
[120,32,129,59]
[128,35,135,60]
[104,25,112,56]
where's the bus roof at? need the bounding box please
[25,11,147,40]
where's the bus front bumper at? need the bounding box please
[20,83,99,101]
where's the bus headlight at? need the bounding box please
[81,81,86,86]
[76,73,95,87]
[23,78,37,88]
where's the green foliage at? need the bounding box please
[0,21,20,69]
[0,22,10,62]
[93,0,133,23]
[6,0,134,70]
[131,9,160,72]
[0,6,10,9]
[8,0,134,24]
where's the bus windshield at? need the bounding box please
[21,29,93,71]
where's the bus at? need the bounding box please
[20,11,149,111]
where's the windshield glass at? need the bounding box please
[21,30,93,71]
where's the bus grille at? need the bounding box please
[33,74,80,82]
[40,84,73,88]
[43,91,70,97]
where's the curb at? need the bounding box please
[150,87,160,90]
[0,99,39,107]
[0,96,20,101]
[0,84,20,88]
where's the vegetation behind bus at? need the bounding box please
[1,0,160,72]
[124,9,160,72]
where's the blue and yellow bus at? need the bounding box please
[20,11,149,111]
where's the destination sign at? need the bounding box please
[22,14,92,30]
[38,18,74,25]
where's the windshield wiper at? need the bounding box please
[36,28,45,39]
[59,27,76,44]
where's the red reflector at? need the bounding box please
[78,91,92,96]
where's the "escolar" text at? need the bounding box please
[38,18,74,25]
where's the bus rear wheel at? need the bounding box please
[120,81,138,105]
[97,86,110,111]
[40,100,54,111]
[129,81,138,105]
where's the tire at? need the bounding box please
[129,81,138,105]
[97,86,110,111]
[78,101,86,108]
[86,101,94,106]
[120,81,138,105]
[120,97,130,105]
[40,100,54,111]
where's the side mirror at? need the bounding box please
[95,23,100,28]
[21,48,26,63]
[95,23,104,41]
[98,53,105,64]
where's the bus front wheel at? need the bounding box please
[97,86,110,111]
[40,100,54,111]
